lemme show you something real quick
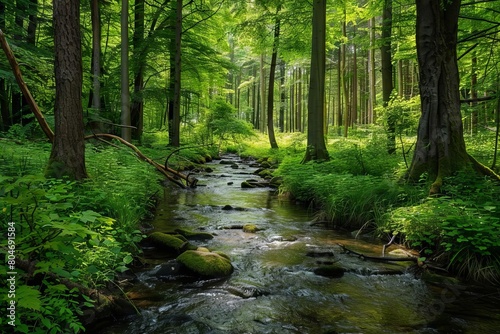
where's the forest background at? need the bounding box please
[0,0,500,333]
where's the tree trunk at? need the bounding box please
[89,0,102,124]
[121,0,131,141]
[279,60,285,132]
[131,0,145,140]
[382,0,395,154]
[168,0,182,147]
[302,0,329,162]
[47,0,87,180]
[267,6,280,149]
[406,0,469,194]
[368,16,376,123]
[0,2,9,130]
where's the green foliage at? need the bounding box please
[275,155,417,229]
[195,98,255,149]
[381,172,500,283]
[0,141,163,332]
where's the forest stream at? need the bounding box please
[97,155,500,334]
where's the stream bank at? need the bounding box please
[95,154,500,334]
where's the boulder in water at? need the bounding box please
[243,224,262,233]
[174,228,214,241]
[313,264,345,278]
[177,250,234,278]
[148,232,196,255]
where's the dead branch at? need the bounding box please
[0,29,54,142]
[337,243,417,262]
[85,133,198,188]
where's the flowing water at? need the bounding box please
[99,155,500,334]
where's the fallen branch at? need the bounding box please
[337,243,418,262]
[85,133,198,188]
[0,29,54,142]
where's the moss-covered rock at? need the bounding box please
[241,181,256,188]
[148,232,196,254]
[243,224,261,233]
[177,250,233,278]
[174,228,214,241]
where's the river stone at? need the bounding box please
[177,250,233,278]
[243,224,261,233]
[174,228,214,241]
[241,181,256,188]
[148,232,196,255]
[314,264,345,278]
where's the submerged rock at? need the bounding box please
[176,250,234,278]
[314,264,345,278]
[224,285,270,299]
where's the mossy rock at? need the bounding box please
[177,250,233,278]
[313,264,345,278]
[258,169,273,179]
[148,232,196,254]
[174,228,214,241]
[241,181,257,189]
[243,224,261,233]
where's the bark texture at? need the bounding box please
[47,0,87,180]
[407,0,468,194]
[302,0,329,162]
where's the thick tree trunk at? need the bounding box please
[368,16,376,123]
[302,0,329,162]
[406,0,468,194]
[47,0,87,180]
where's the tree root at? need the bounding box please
[468,154,500,181]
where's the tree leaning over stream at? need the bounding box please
[406,0,498,194]
[302,0,329,163]
[46,0,87,180]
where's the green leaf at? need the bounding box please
[122,254,133,264]
[16,285,41,311]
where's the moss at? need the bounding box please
[148,232,194,254]
[243,224,261,233]
[177,250,233,278]
[174,228,214,241]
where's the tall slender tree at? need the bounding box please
[267,4,281,149]
[46,0,87,180]
[381,0,395,153]
[121,0,131,141]
[302,0,328,162]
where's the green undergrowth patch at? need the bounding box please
[380,172,500,284]
[0,140,168,332]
